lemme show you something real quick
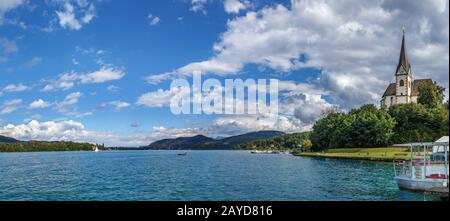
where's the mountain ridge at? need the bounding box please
[0,135,18,143]
[145,130,285,150]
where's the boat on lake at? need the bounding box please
[251,150,281,154]
[177,152,187,156]
[393,137,449,193]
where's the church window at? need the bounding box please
[400,80,404,87]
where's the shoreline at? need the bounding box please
[292,153,402,162]
[292,147,410,162]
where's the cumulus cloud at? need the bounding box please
[54,92,91,117]
[109,101,131,110]
[282,93,333,124]
[0,120,114,144]
[2,83,29,93]
[56,0,96,30]
[224,0,249,14]
[148,0,449,108]
[42,66,125,92]
[0,99,22,114]
[28,99,51,109]
[137,86,191,108]
[79,67,125,84]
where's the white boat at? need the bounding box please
[93,145,100,152]
[251,150,281,154]
[393,138,449,192]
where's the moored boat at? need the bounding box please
[393,137,449,192]
[251,150,281,154]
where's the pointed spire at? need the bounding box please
[396,27,411,75]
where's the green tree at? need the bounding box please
[300,139,313,152]
[310,104,396,150]
[417,81,445,108]
[338,104,396,148]
[388,103,449,143]
[310,113,344,150]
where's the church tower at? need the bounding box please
[381,28,433,109]
[395,29,413,104]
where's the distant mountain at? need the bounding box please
[146,135,216,150]
[145,131,285,150]
[0,135,18,143]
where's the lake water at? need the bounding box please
[0,150,440,201]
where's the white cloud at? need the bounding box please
[190,0,209,14]
[0,0,24,24]
[55,92,83,115]
[109,100,131,110]
[0,120,114,144]
[42,66,125,92]
[28,99,51,109]
[224,0,248,14]
[56,0,96,30]
[0,99,22,114]
[79,67,125,84]
[148,14,160,26]
[2,83,29,93]
[137,86,191,108]
[281,93,333,124]
[106,85,120,93]
[148,0,449,108]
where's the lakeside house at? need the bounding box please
[381,31,433,108]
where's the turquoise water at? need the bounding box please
[0,150,440,201]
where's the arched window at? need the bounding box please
[390,97,394,104]
[400,80,405,87]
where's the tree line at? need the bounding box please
[236,132,312,151]
[310,81,448,150]
[0,141,99,152]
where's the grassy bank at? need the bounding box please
[293,147,411,162]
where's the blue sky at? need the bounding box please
[0,0,448,146]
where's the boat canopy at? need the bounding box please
[433,136,449,153]
[393,138,449,154]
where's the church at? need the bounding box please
[380,31,432,108]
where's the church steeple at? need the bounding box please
[396,28,411,75]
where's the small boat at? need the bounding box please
[393,137,449,192]
[93,146,100,152]
[177,152,187,156]
[251,150,280,154]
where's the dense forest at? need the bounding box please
[310,81,448,151]
[0,140,101,152]
[236,132,311,151]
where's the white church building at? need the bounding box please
[381,32,432,108]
